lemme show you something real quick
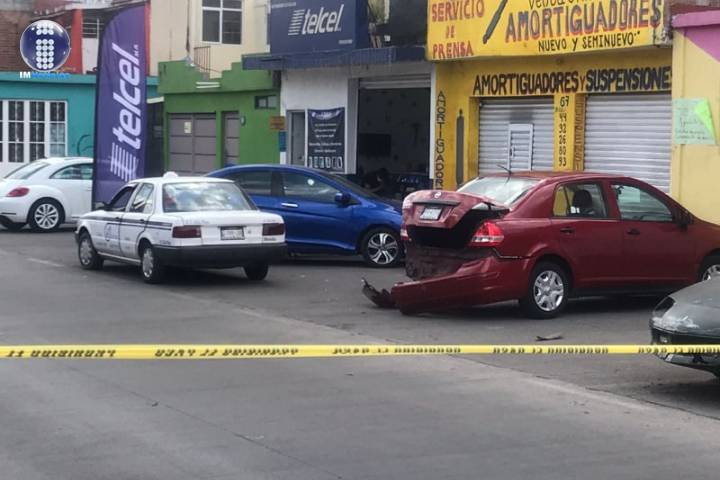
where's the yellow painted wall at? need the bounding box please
[150,0,270,76]
[433,48,673,190]
[671,31,720,223]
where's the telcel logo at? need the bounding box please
[289,4,345,36]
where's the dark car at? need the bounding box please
[365,172,720,318]
[650,279,720,377]
[208,165,402,267]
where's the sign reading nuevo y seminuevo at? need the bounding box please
[427,0,668,60]
[307,109,345,173]
[92,5,147,204]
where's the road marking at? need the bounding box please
[26,257,64,268]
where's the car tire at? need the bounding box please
[140,243,166,284]
[0,217,25,231]
[699,255,720,282]
[360,227,401,268]
[28,199,64,232]
[519,261,570,319]
[245,263,269,281]
[77,231,103,270]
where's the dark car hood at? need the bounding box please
[652,279,720,336]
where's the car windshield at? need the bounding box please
[458,176,540,205]
[162,182,254,213]
[315,171,382,200]
[5,161,50,179]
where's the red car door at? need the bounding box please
[549,181,625,290]
[610,182,695,286]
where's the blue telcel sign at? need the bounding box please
[270,0,369,55]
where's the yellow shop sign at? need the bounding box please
[427,0,669,60]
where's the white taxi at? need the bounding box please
[75,175,286,283]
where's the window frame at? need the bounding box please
[107,185,137,212]
[0,100,68,165]
[551,182,610,220]
[281,172,341,204]
[50,164,85,180]
[201,0,243,45]
[127,183,155,214]
[611,182,676,223]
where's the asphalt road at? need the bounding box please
[2,228,720,479]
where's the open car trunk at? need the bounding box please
[403,191,508,280]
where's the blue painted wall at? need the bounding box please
[0,73,158,157]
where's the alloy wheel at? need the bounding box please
[533,270,565,312]
[703,264,720,281]
[367,232,399,266]
[142,248,154,278]
[79,238,94,266]
[34,203,60,230]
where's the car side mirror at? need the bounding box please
[335,192,351,206]
[94,202,108,211]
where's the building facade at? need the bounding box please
[150,0,271,76]
[671,10,720,222]
[244,0,433,193]
[158,60,279,173]
[428,0,677,192]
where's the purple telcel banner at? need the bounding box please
[92,5,147,205]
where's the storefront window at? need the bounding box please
[0,100,67,164]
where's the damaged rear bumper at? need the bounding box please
[366,248,531,314]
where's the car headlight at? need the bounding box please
[652,296,675,319]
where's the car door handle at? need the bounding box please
[559,227,575,234]
[627,228,641,236]
[281,203,299,209]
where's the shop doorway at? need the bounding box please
[356,87,431,199]
[288,111,306,166]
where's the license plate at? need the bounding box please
[420,206,442,221]
[221,227,245,240]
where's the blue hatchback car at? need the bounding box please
[208,165,402,267]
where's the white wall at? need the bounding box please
[280,68,355,172]
[81,37,99,73]
[149,0,270,76]
[279,62,433,174]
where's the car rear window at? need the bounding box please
[162,182,254,213]
[5,161,50,179]
[458,177,539,205]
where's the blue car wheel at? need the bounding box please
[360,227,401,268]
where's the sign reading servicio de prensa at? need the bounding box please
[427,0,668,60]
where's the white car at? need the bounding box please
[75,175,287,283]
[0,157,94,232]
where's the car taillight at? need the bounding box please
[469,221,504,247]
[6,187,29,197]
[402,196,413,211]
[400,226,409,242]
[263,223,285,236]
[172,226,202,238]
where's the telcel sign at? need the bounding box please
[270,0,368,54]
[427,0,670,60]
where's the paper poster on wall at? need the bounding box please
[674,99,717,145]
[307,108,345,173]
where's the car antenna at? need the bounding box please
[496,164,512,183]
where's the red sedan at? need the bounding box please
[365,172,720,318]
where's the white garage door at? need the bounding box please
[584,94,672,192]
[478,97,554,174]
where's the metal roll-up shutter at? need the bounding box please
[584,94,671,192]
[359,74,431,89]
[478,97,554,174]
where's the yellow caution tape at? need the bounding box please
[0,344,718,360]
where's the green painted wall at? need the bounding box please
[159,61,280,170]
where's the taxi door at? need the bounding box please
[119,183,154,260]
